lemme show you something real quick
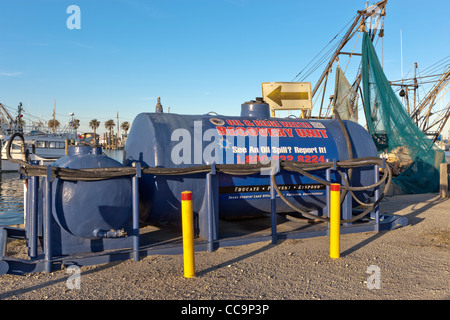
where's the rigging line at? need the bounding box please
[402,63,415,81]
[422,56,450,74]
[21,112,49,122]
[300,12,369,84]
[292,13,358,81]
[421,64,450,79]
[292,35,342,81]
[343,30,361,74]
[1,103,19,115]
[416,68,429,105]
[296,40,342,82]
[420,55,450,74]
[300,40,342,82]
[410,79,450,86]
[390,73,448,83]
[309,15,369,95]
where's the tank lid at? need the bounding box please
[68,145,92,156]
[67,145,103,156]
[91,146,103,155]
[241,98,270,119]
[242,97,266,105]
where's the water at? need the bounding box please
[0,172,25,226]
[0,149,124,226]
[103,149,124,162]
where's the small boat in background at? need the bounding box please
[1,132,77,171]
[0,103,78,172]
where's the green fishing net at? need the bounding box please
[361,32,445,194]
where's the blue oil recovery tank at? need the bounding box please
[124,100,378,224]
[52,146,132,239]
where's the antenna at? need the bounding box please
[53,99,56,133]
[400,29,403,80]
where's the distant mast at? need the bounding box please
[400,29,403,81]
[155,97,163,113]
[53,99,56,133]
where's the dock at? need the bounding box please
[0,192,448,300]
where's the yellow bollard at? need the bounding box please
[181,191,195,278]
[329,183,341,259]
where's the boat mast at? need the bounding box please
[411,66,450,141]
[52,99,56,134]
[306,0,387,118]
[0,103,15,130]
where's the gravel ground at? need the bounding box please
[0,193,449,304]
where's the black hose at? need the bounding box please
[6,133,29,166]
[13,128,391,224]
[270,157,391,224]
[333,108,353,203]
[18,158,391,223]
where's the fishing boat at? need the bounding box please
[290,0,447,194]
[0,103,78,172]
[0,132,76,171]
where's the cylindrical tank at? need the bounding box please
[124,101,378,224]
[51,146,132,239]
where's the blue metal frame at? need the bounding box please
[44,165,52,273]
[0,159,407,276]
[270,160,279,245]
[206,165,216,252]
[132,162,141,262]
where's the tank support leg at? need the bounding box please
[132,162,141,261]
[206,172,214,252]
[270,159,280,244]
[205,165,218,252]
[44,165,53,273]
[374,161,383,232]
[29,174,39,259]
[342,172,352,226]
[270,175,277,244]
[0,227,7,258]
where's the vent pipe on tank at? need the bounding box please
[155,97,163,113]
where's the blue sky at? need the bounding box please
[0,0,449,135]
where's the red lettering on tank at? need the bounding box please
[216,127,228,135]
[266,120,281,127]
[226,119,244,126]
[227,127,237,136]
[294,128,328,138]
[304,129,318,137]
[257,128,268,136]
[243,120,254,126]
[317,129,328,138]
[283,128,293,137]
[247,127,258,136]
[295,129,306,137]
[280,121,304,128]
[299,122,312,128]
[280,121,294,127]
[269,128,287,137]
[236,127,248,136]
[253,120,268,126]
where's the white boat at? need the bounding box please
[1,103,81,172]
[1,132,77,172]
